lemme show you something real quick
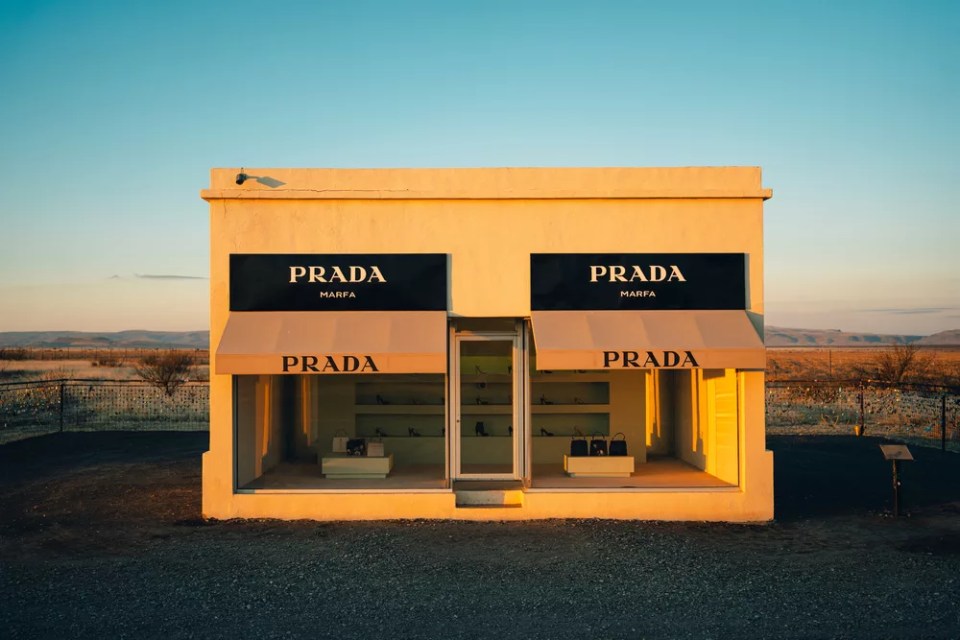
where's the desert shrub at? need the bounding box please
[134,352,195,396]
[92,356,124,367]
[869,344,933,384]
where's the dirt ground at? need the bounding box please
[2,432,959,639]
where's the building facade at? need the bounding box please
[202,167,773,521]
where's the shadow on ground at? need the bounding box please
[769,434,960,520]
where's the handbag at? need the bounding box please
[332,429,349,453]
[570,427,588,457]
[367,439,385,457]
[609,432,628,456]
[589,433,607,457]
[346,438,366,456]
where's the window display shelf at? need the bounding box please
[532,404,609,414]
[355,405,445,415]
[461,405,512,415]
[530,373,610,383]
[460,374,512,384]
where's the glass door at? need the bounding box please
[452,333,523,480]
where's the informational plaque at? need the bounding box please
[879,444,913,461]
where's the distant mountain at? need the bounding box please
[0,330,208,349]
[917,330,960,346]
[1,327,958,350]
[764,326,957,347]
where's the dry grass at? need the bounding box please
[767,346,960,385]
[0,358,209,383]
[4,347,959,386]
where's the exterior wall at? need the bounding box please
[202,167,773,522]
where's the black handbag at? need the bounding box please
[570,428,588,457]
[589,433,607,457]
[609,432,628,456]
[346,438,366,456]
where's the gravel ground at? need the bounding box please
[2,432,959,639]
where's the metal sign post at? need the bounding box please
[879,444,914,517]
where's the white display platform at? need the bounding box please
[563,454,635,477]
[322,454,394,479]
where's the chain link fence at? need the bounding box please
[767,379,960,450]
[0,379,208,444]
[3,377,959,450]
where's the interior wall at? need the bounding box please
[608,371,647,463]
[235,377,257,487]
[647,371,673,455]
[673,370,706,470]
[261,377,284,472]
[314,377,356,457]
[235,376,285,487]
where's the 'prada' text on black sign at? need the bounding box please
[530,253,746,310]
[230,253,448,311]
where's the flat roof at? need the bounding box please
[201,167,773,201]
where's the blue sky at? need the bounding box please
[1,0,957,334]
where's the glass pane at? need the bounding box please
[459,339,514,475]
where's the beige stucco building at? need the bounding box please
[201,167,773,521]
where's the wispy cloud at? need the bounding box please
[863,307,960,315]
[134,273,207,280]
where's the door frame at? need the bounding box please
[449,324,527,481]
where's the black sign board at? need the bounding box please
[531,253,746,311]
[230,253,447,311]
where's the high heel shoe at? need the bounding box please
[408,427,421,437]
[508,425,513,436]
[375,428,387,437]
[475,421,489,437]
[539,427,554,437]
[376,394,389,405]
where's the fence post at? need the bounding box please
[59,382,65,433]
[858,383,865,437]
[942,394,948,453]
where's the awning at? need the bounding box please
[215,311,447,375]
[530,310,765,371]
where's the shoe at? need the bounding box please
[539,395,553,405]
[408,427,421,437]
[475,365,485,374]
[376,394,389,405]
[475,421,488,437]
[375,428,387,437]
[508,426,513,436]
[540,428,554,437]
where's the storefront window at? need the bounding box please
[235,373,446,490]
[529,357,740,488]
